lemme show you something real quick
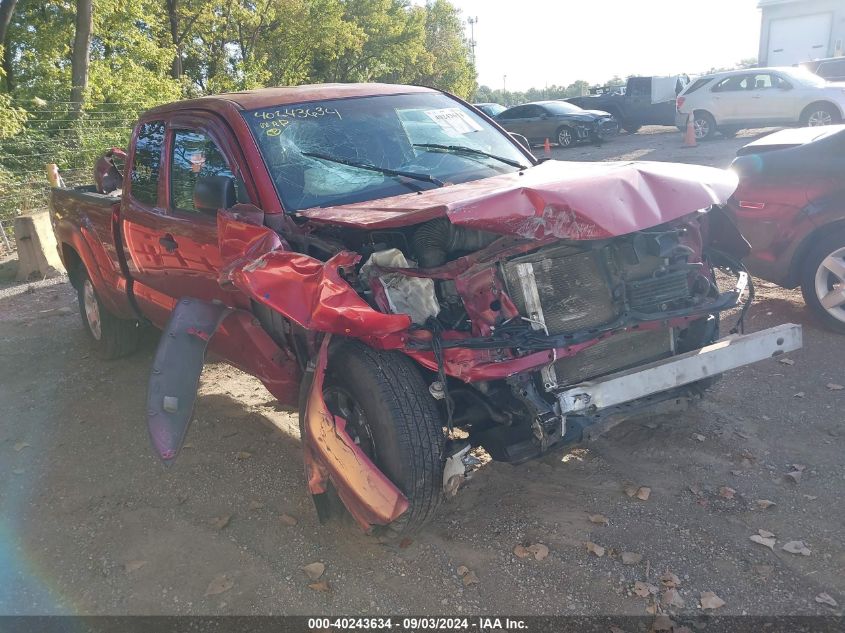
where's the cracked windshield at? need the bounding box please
[243,93,528,211]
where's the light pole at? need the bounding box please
[503,74,507,104]
[467,16,478,65]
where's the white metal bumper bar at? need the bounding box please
[558,323,802,414]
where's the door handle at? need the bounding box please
[159,234,179,252]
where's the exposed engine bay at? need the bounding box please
[274,207,750,465]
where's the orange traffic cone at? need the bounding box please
[543,138,551,156]
[682,113,697,148]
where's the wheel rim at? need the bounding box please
[558,129,572,146]
[324,386,377,461]
[814,246,845,324]
[693,117,710,139]
[83,279,102,340]
[808,110,833,127]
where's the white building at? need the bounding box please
[758,0,845,66]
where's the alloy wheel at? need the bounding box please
[807,110,833,126]
[83,278,102,340]
[814,246,845,324]
[693,117,710,139]
[557,128,572,147]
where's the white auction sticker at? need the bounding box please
[424,108,483,136]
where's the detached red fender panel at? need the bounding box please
[302,336,409,529]
[217,210,410,343]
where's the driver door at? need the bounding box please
[155,114,254,310]
[122,113,254,326]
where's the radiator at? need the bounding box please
[501,246,617,335]
[501,242,689,388]
[552,328,674,386]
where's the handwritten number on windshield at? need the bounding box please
[254,106,342,121]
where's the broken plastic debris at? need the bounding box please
[781,540,811,556]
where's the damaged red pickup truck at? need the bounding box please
[49,83,801,535]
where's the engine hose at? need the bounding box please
[426,316,454,432]
[412,218,498,268]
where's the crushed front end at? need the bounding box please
[209,159,801,530]
[379,209,797,464]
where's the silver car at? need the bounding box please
[676,66,845,139]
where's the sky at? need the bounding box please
[445,0,763,91]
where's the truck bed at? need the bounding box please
[49,184,134,318]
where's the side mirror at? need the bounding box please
[194,175,236,214]
[510,133,532,151]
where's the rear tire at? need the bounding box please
[622,123,642,134]
[306,342,446,535]
[76,268,140,359]
[800,231,845,334]
[693,111,717,140]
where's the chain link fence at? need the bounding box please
[0,100,147,255]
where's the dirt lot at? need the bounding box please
[1,126,843,619]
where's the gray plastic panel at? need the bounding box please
[146,298,232,463]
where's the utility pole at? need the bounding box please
[467,16,478,65]
[503,74,507,104]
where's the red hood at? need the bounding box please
[298,160,738,240]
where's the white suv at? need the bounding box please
[676,67,845,139]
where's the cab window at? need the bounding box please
[130,121,165,206]
[169,130,235,213]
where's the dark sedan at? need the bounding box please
[473,102,506,118]
[800,57,845,83]
[495,100,618,148]
[728,125,845,333]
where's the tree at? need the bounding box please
[327,0,426,83]
[412,0,475,98]
[0,0,17,90]
[70,0,93,114]
[0,46,26,138]
[164,0,204,80]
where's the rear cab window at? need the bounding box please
[627,77,651,97]
[130,121,165,206]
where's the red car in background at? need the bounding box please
[728,125,845,333]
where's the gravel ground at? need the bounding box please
[0,126,843,620]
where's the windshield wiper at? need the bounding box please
[412,143,529,169]
[301,151,445,187]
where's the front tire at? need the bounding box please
[800,231,845,334]
[802,103,841,127]
[319,342,445,535]
[76,268,140,359]
[556,126,574,148]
